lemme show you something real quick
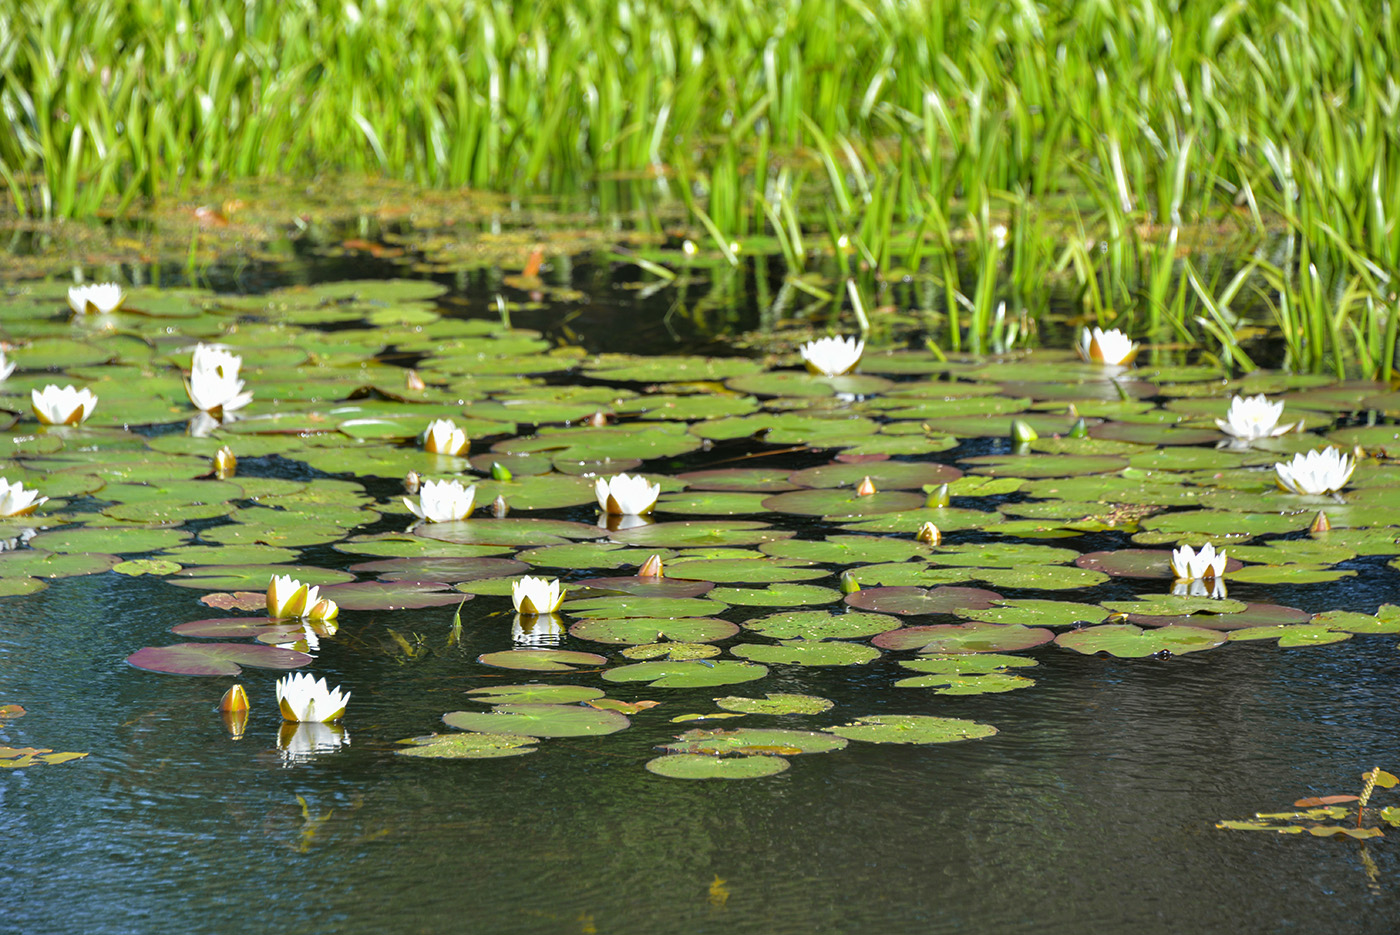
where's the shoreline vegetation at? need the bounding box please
[2,0,1398,375]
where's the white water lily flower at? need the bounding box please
[0,350,15,382]
[512,613,565,645]
[267,574,323,619]
[275,672,351,723]
[0,478,47,517]
[404,478,476,523]
[1216,394,1297,440]
[594,473,661,515]
[511,575,565,615]
[185,344,252,413]
[799,335,864,376]
[422,418,469,455]
[67,283,125,315]
[1275,447,1356,495]
[1077,327,1139,366]
[1170,543,1227,581]
[31,384,97,425]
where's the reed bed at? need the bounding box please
[2,0,1398,372]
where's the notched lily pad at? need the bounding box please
[713,693,834,715]
[730,641,882,666]
[602,660,768,688]
[845,586,1003,616]
[477,650,607,672]
[872,622,1054,653]
[442,704,629,737]
[825,715,998,744]
[1055,624,1227,657]
[464,684,606,705]
[126,642,313,676]
[395,732,538,759]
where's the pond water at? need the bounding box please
[2,257,1400,934]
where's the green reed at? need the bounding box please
[2,0,1399,373]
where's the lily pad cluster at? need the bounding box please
[3,278,1399,777]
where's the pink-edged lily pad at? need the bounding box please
[170,617,305,640]
[318,580,467,610]
[844,585,1003,616]
[1126,602,1311,631]
[347,556,528,582]
[126,642,313,676]
[872,622,1054,653]
[1076,549,1243,579]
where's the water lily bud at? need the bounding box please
[915,522,941,545]
[1068,418,1089,439]
[839,570,861,594]
[491,494,509,518]
[855,476,877,497]
[925,483,950,508]
[586,411,608,427]
[306,597,339,622]
[682,239,698,256]
[638,554,664,578]
[490,462,513,481]
[405,369,426,392]
[1310,511,1331,534]
[219,684,249,713]
[403,470,421,495]
[213,445,236,478]
[1010,419,1038,443]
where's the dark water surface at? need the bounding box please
[4,567,1399,935]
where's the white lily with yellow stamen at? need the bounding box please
[185,343,252,414]
[404,478,476,523]
[421,419,469,456]
[511,575,565,615]
[1274,447,1355,496]
[0,350,15,381]
[275,672,350,723]
[67,283,125,315]
[0,478,46,517]
[266,574,338,620]
[1169,543,1227,581]
[594,473,660,515]
[31,384,97,425]
[799,336,864,376]
[1216,394,1298,440]
[1077,327,1139,366]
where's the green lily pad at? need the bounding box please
[568,617,739,644]
[513,543,672,570]
[319,581,466,610]
[570,575,714,599]
[674,468,800,492]
[601,660,769,688]
[713,693,834,715]
[959,599,1110,627]
[418,518,607,546]
[741,610,900,640]
[442,704,629,737]
[825,715,998,744]
[584,356,762,382]
[348,556,528,582]
[644,754,790,779]
[959,454,1129,478]
[654,491,772,515]
[662,557,827,583]
[706,584,841,607]
[1055,624,1228,657]
[562,595,728,618]
[899,653,1039,673]
[1126,602,1310,630]
[787,461,962,489]
[0,550,121,578]
[726,371,893,398]
[621,642,722,661]
[28,525,193,554]
[760,535,930,565]
[1315,609,1400,634]
[167,564,355,591]
[976,566,1111,590]
[730,641,881,666]
[760,488,925,518]
[1101,595,1248,616]
[661,727,847,755]
[894,671,1036,693]
[394,732,538,759]
[465,684,606,705]
[125,642,313,676]
[929,542,1079,567]
[608,520,795,548]
[477,650,607,672]
[1226,625,1353,647]
[170,617,305,640]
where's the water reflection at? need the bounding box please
[277,721,350,763]
[512,612,564,645]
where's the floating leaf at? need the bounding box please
[713,693,834,715]
[825,714,998,744]
[602,660,769,688]
[464,684,605,705]
[872,622,1054,653]
[645,754,790,779]
[395,732,538,759]
[126,642,312,676]
[740,610,900,641]
[730,640,881,666]
[621,642,721,661]
[661,727,847,756]
[477,650,607,672]
[706,584,841,607]
[442,704,629,737]
[569,617,738,644]
[844,585,1003,616]
[1055,624,1227,657]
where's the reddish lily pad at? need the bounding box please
[318,581,467,610]
[844,586,1003,616]
[571,575,715,598]
[872,622,1054,653]
[1127,602,1311,630]
[126,642,313,676]
[170,617,306,640]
